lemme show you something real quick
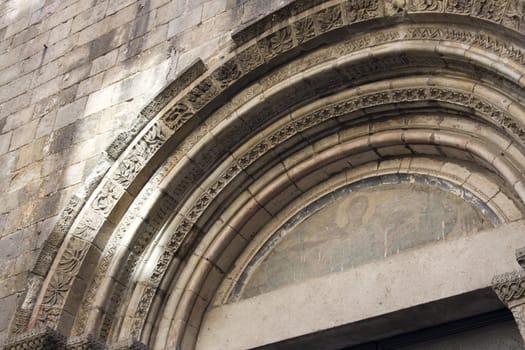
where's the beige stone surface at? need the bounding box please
[0,0,294,338]
[2,0,525,348]
[198,221,525,350]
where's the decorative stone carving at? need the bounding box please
[38,238,90,328]
[2,330,147,349]
[493,271,525,306]
[139,59,206,120]
[294,17,316,44]
[258,27,294,60]
[20,0,525,344]
[3,327,66,350]
[72,211,104,241]
[409,0,444,12]
[493,271,525,340]
[385,0,407,15]
[236,44,264,73]
[106,116,149,162]
[112,122,169,187]
[445,0,474,14]
[516,247,525,269]
[161,101,194,131]
[91,180,125,217]
[315,6,344,33]
[503,0,525,34]
[472,0,508,22]
[131,286,156,337]
[187,78,219,111]
[345,0,382,21]
[212,59,241,89]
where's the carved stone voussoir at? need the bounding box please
[91,180,125,217]
[492,271,525,307]
[408,0,445,12]
[3,327,66,350]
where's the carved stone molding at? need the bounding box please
[12,0,525,344]
[3,327,66,350]
[492,248,525,341]
[2,331,148,350]
[492,271,525,308]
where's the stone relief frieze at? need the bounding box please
[160,100,194,131]
[258,27,294,60]
[503,0,525,34]
[91,180,125,217]
[315,5,344,33]
[293,17,316,44]
[346,0,382,20]
[472,0,508,22]
[38,238,90,328]
[112,122,169,188]
[409,0,445,12]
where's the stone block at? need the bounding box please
[91,48,119,76]
[0,93,31,120]
[0,73,33,104]
[3,106,33,133]
[167,5,202,38]
[0,132,11,156]
[10,119,38,150]
[71,1,108,34]
[202,0,228,21]
[76,72,104,98]
[59,161,86,189]
[48,19,72,45]
[35,110,57,138]
[9,160,42,192]
[54,97,87,129]
[154,0,185,26]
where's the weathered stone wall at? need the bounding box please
[0,0,292,338]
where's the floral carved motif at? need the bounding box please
[503,0,525,33]
[346,0,381,21]
[161,101,194,131]
[112,122,168,187]
[258,27,293,59]
[472,0,508,22]
[445,0,474,14]
[91,180,124,216]
[38,238,90,328]
[294,17,315,44]
[409,0,445,11]
[316,6,344,33]
[212,60,241,89]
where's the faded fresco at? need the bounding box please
[240,182,493,299]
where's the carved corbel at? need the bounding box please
[492,247,525,341]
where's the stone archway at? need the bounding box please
[6,0,525,349]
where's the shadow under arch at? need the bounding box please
[7,0,525,349]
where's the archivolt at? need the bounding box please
[9,0,525,349]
